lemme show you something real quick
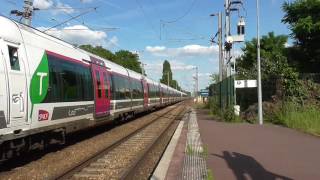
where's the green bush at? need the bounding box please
[223,107,235,122]
[275,101,320,135]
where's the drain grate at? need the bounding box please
[181,109,208,180]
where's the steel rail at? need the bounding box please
[54,102,185,180]
[120,106,187,179]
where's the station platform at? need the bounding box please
[152,107,320,180]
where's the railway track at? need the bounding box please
[55,103,187,180]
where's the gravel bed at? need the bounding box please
[0,105,181,180]
[130,107,190,179]
[132,120,180,179]
[71,105,184,179]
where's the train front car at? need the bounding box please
[0,16,30,140]
[0,15,188,162]
[0,16,96,161]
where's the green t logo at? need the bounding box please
[30,52,49,117]
[36,72,48,96]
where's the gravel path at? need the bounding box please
[0,105,181,180]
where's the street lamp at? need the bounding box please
[256,0,263,125]
[210,12,223,82]
[140,63,146,76]
[192,66,199,102]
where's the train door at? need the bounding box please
[91,64,110,118]
[142,80,148,108]
[0,40,28,127]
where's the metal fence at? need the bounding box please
[209,76,235,110]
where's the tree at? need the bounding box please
[160,60,181,89]
[115,50,143,74]
[160,60,173,86]
[79,45,143,74]
[210,73,219,84]
[236,32,302,97]
[79,45,116,62]
[282,0,320,72]
[237,32,289,79]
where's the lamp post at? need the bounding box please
[140,63,146,76]
[192,67,198,102]
[256,0,263,125]
[210,12,223,82]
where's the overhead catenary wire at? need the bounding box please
[50,4,119,33]
[161,0,198,24]
[47,4,123,51]
[160,22,207,43]
[43,7,98,32]
[44,28,119,31]
[134,0,160,39]
[37,6,99,11]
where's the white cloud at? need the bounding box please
[145,46,166,53]
[33,0,54,9]
[104,36,119,49]
[80,0,94,3]
[37,25,108,46]
[54,2,75,14]
[144,60,195,72]
[145,44,219,57]
[170,61,195,70]
[198,73,211,77]
[34,0,75,15]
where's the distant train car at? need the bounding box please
[0,16,186,162]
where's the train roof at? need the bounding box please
[0,16,185,94]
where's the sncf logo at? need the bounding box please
[38,110,49,121]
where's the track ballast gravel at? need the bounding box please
[0,104,183,180]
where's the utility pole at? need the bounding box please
[218,12,223,81]
[10,0,37,26]
[140,63,146,76]
[193,67,199,102]
[196,67,198,99]
[225,0,230,75]
[210,12,223,82]
[256,0,263,125]
[167,72,170,87]
[23,0,34,26]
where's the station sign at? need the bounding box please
[199,89,209,97]
[235,80,257,88]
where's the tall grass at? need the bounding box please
[275,102,320,136]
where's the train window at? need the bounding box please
[60,62,81,101]
[8,46,20,71]
[108,74,112,99]
[103,72,109,98]
[131,80,137,99]
[95,70,102,98]
[46,60,60,102]
[81,66,93,101]
[124,77,131,99]
[111,74,131,100]
[139,81,143,98]
[44,54,93,103]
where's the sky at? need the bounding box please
[1,0,292,92]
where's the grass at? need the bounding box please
[186,144,194,156]
[193,102,209,109]
[207,169,215,180]
[201,145,209,159]
[276,102,320,136]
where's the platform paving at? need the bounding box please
[197,108,320,180]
